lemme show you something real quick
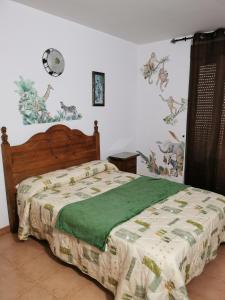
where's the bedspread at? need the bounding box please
[17,160,225,300]
[55,177,187,250]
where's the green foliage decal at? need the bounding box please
[15,76,82,125]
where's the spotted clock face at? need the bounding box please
[42,48,65,77]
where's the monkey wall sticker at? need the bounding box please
[15,76,82,125]
[159,94,187,125]
[156,62,169,92]
[141,52,169,91]
[141,52,187,123]
[139,51,187,180]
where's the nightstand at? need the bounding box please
[108,152,139,174]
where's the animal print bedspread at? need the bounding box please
[17,160,225,300]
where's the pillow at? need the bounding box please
[17,160,118,201]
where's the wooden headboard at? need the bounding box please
[1,121,100,233]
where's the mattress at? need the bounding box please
[17,160,225,300]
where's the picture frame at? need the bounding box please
[92,71,105,106]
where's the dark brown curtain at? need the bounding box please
[185,28,225,195]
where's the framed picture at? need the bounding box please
[92,71,105,106]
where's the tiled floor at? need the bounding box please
[0,233,225,300]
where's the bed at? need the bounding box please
[1,121,225,300]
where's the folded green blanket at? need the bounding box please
[55,176,187,250]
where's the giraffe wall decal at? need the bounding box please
[15,76,82,125]
[43,84,54,101]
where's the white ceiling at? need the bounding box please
[12,0,225,44]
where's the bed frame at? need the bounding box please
[1,121,100,233]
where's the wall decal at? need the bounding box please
[141,52,169,91]
[60,101,79,119]
[15,76,82,125]
[137,150,170,176]
[159,94,187,125]
[137,131,185,177]
[156,62,169,92]
[138,44,190,183]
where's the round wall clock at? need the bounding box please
[42,48,65,77]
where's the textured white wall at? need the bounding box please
[136,39,191,181]
[0,0,137,228]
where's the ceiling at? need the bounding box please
[12,0,225,44]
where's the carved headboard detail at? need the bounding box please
[1,121,100,232]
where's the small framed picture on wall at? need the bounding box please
[92,71,105,106]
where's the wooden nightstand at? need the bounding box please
[108,152,139,174]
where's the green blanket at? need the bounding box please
[55,176,187,250]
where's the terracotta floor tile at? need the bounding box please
[17,283,57,300]
[0,268,36,300]
[0,233,225,300]
[2,238,44,267]
[41,265,88,299]
[199,260,225,284]
[187,247,225,299]
[64,281,114,300]
[189,293,206,300]
[0,254,16,279]
[19,250,67,282]
[0,233,17,254]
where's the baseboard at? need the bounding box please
[0,225,10,236]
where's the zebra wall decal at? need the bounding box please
[15,76,82,125]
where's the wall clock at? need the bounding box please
[42,48,65,77]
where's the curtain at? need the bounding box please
[185,28,225,195]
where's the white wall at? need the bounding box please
[0,1,192,229]
[0,0,137,228]
[136,40,191,181]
